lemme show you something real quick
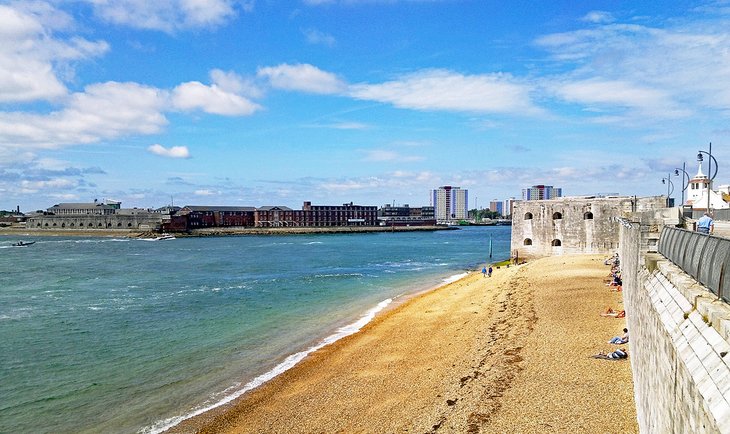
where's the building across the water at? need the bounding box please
[510,195,667,259]
[432,186,468,223]
[27,201,163,231]
[522,185,562,201]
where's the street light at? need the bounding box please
[698,142,718,212]
[662,174,674,207]
[674,163,690,206]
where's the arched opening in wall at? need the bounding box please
[107,223,112,228]
[524,238,532,246]
[551,239,562,246]
[524,212,533,220]
[584,212,594,220]
[79,222,84,227]
[44,223,48,227]
[70,223,74,227]
[61,223,65,228]
[37,223,41,227]
[98,223,103,227]
[52,223,57,227]
[552,212,563,220]
[117,223,122,227]
[127,223,132,228]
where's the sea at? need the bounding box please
[0,226,511,433]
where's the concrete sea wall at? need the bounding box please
[620,219,730,433]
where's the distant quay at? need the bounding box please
[0,225,456,238]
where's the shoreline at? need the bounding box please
[0,225,456,238]
[165,254,637,433]
[150,269,473,434]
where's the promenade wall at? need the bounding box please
[620,213,730,433]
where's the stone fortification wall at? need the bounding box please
[26,213,162,231]
[511,195,665,259]
[620,215,730,433]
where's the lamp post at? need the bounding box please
[674,163,690,207]
[697,142,718,212]
[662,174,675,207]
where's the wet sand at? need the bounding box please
[168,255,637,433]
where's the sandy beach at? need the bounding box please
[168,254,637,433]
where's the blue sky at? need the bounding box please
[1,0,729,212]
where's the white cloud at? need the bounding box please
[363,149,424,162]
[194,189,218,196]
[304,28,336,47]
[172,81,261,115]
[537,20,730,117]
[210,69,263,99]
[582,11,614,24]
[0,81,168,150]
[348,69,541,114]
[553,79,684,117]
[0,3,109,103]
[258,63,347,94]
[148,143,191,158]
[85,0,239,32]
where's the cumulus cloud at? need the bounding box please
[148,143,191,158]
[258,63,347,94]
[349,69,541,114]
[0,81,168,151]
[84,0,242,33]
[0,3,109,103]
[172,81,261,115]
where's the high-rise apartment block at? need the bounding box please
[432,186,468,221]
[489,199,504,216]
[522,185,562,201]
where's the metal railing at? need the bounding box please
[658,226,730,302]
[690,209,730,221]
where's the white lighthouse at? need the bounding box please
[685,162,729,210]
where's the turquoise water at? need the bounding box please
[0,226,511,433]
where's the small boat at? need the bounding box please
[13,241,35,247]
[154,234,175,241]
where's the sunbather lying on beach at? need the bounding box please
[608,328,629,344]
[592,348,628,360]
[601,308,625,318]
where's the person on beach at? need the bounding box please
[608,328,629,344]
[482,267,487,277]
[593,348,628,360]
[488,266,493,277]
[601,308,626,318]
[697,212,714,234]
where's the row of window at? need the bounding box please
[524,211,593,220]
[36,222,134,228]
[523,238,562,246]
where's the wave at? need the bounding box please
[141,298,393,434]
[442,272,469,284]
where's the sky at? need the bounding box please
[2,0,730,212]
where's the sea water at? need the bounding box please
[0,226,510,433]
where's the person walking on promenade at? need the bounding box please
[488,266,493,277]
[697,212,714,234]
[482,267,487,277]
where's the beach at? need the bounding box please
[167,254,637,433]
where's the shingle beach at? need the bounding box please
[168,254,637,433]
